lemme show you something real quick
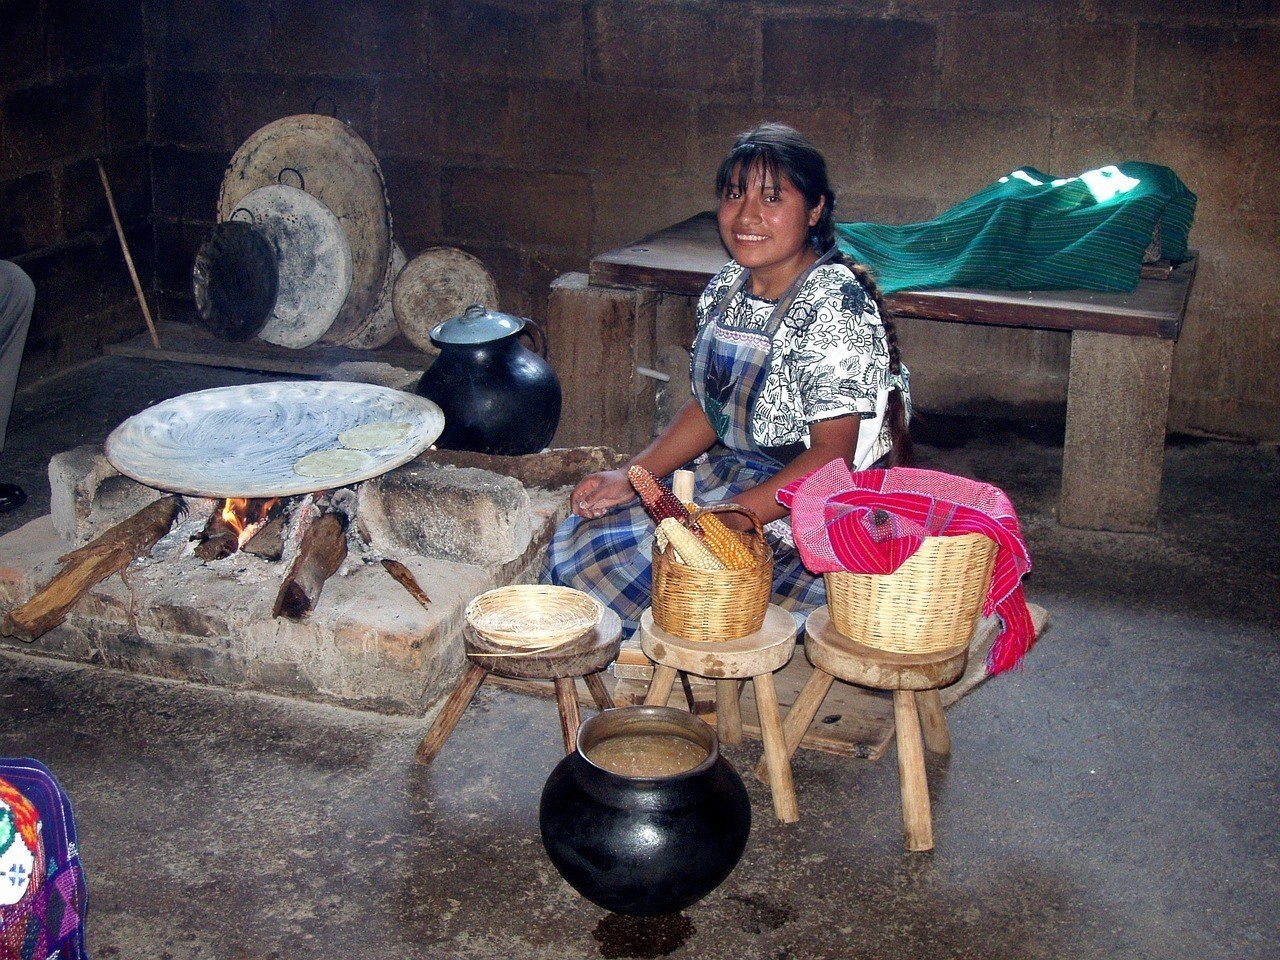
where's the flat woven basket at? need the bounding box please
[465,585,603,655]
[651,504,772,642]
[824,532,998,656]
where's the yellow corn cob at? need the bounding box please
[695,512,758,570]
[658,518,725,571]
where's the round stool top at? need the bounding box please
[467,606,623,680]
[805,605,968,691]
[638,604,797,679]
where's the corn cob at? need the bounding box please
[694,511,758,570]
[629,466,688,526]
[657,518,725,570]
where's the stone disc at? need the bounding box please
[347,243,409,351]
[217,114,393,346]
[393,247,498,353]
[232,184,353,349]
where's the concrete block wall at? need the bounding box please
[3,0,1277,439]
[0,0,151,386]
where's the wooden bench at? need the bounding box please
[573,212,1197,533]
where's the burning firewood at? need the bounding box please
[272,511,348,620]
[194,497,281,561]
[3,496,182,642]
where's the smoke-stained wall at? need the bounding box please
[3,0,1277,439]
[0,0,150,383]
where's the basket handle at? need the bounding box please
[687,502,765,541]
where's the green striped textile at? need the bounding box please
[835,163,1196,294]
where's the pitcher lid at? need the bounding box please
[430,303,524,345]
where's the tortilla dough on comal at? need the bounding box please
[339,421,414,450]
[293,448,373,478]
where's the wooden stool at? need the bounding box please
[416,607,623,764]
[765,605,968,850]
[638,604,800,823]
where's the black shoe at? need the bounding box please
[0,483,26,514]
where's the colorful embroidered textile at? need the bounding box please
[836,162,1196,294]
[0,759,88,960]
[778,461,1036,673]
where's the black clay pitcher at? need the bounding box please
[416,304,562,455]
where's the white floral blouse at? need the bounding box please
[693,259,905,469]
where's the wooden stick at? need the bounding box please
[716,678,743,745]
[754,667,834,782]
[380,559,431,608]
[584,671,614,711]
[3,497,181,642]
[416,663,486,765]
[555,676,582,753]
[96,158,161,349]
[272,512,347,619]
[193,509,240,561]
[644,664,679,706]
[916,689,952,755]
[894,689,933,851]
[753,670,799,823]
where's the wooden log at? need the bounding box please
[193,508,240,561]
[272,512,348,619]
[3,497,181,642]
[242,514,286,560]
[380,559,431,608]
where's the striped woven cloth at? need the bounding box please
[778,461,1035,674]
[836,162,1196,293]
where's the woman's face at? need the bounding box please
[718,162,823,290]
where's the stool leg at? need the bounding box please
[893,689,933,851]
[716,679,743,745]
[753,667,834,783]
[753,671,799,824]
[416,663,487,765]
[916,689,951,755]
[644,664,679,706]
[555,677,582,754]
[584,671,615,711]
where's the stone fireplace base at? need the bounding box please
[0,446,622,716]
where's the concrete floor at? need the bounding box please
[0,357,1276,960]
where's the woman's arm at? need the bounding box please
[718,414,861,528]
[571,398,718,519]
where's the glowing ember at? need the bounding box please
[221,497,281,549]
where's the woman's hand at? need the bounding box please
[571,469,634,519]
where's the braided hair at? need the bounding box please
[715,122,913,466]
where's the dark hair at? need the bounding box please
[715,122,913,466]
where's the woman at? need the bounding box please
[544,122,911,632]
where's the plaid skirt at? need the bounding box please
[542,447,826,634]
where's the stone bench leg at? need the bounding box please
[1060,331,1174,532]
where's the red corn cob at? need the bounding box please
[628,466,689,527]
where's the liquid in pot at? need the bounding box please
[586,734,708,778]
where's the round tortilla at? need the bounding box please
[338,421,414,450]
[293,448,373,478]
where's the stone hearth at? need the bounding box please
[0,445,623,716]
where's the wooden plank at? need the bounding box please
[588,212,1196,340]
[104,321,436,375]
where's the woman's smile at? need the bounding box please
[718,163,824,300]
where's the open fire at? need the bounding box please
[221,497,281,549]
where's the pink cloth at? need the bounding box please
[778,460,1036,673]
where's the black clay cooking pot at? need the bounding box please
[539,706,751,916]
[415,303,562,455]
